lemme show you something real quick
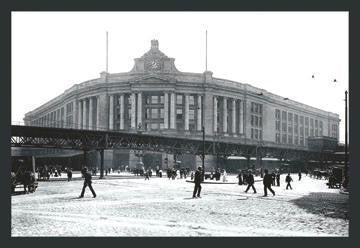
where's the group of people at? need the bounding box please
[238,169,300,195]
[166,168,188,180]
[76,165,303,199]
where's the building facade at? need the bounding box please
[24,40,340,170]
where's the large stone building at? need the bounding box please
[24,40,340,170]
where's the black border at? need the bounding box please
[1,1,358,248]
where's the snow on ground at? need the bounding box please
[11,173,349,237]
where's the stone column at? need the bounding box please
[120,94,124,130]
[197,95,202,131]
[73,100,77,129]
[239,100,244,134]
[232,99,236,135]
[213,96,218,133]
[89,97,94,130]
[184,94,189,131]
[83,99,88,129]
[109,94,114,130]
[164,92,169,129]
[137,92,142,129]
[78,100,83,129]
[170,92,175,129]
[97,94,108,130]
[223,97,228,133]
[131,92,136,129]
[96,96,100,130]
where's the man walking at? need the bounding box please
[67,168,72,182]
[286,173,293,190]
[298,170,302,181]
[263,169,275,197]
[244,170,257,194]
[79,167,96,198]
[276,172,280,186]
[193,166,203,198]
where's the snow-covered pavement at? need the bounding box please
[11,174,349,237]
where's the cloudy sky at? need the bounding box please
[11,12,348,142]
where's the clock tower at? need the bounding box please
[130,40,179,73]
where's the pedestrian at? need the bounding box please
[144,169,150,180]
[67,168,72,182]
[298,170,302,181]
[222,169,227,182]
[286,173,293,190]
[237,171,243,185]
[263,169,275,197]
[193,166,203,198]
[276,172,280,187]
[271,172,276,186]
[79,167,96,198]
[244,170,257,193]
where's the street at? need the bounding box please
[11,173,349,237]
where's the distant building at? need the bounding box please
[24,40,340,170]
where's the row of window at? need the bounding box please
[250,102,263,140]
[275,109,325,145]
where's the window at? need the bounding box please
[160,108,164,118]
[288,135,293,144]
[176,109,183,120]
[282,134,287,144]
[189,109,195,120]
[151,96,158,104]
[250,102,263,140]
[294,136,299,145]
[319,121,323,136]
[151,109,159,119]
[276,133,280,143]
[275,109,280,119]
[276,120,280,131]
[151,123,158,130]
[300,136,304,146]
[176,95,183,105]
[189,95,195,105]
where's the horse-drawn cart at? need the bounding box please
[11,169,38,194]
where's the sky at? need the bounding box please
[11,12,348,142]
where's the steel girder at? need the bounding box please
[11,125,328,161]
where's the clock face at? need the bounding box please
[150,59,161,70]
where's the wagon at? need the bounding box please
[11,170,38,194]
[327,167,343,188]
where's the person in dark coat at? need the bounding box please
[193,166,203,198]
[286,173,293,190]
[237,171,243,185]
[298,170,302,181]
[79,167,96,198]
[244,170,257,193]
[263,169,275,197]
[67,168,72,182]
[144,169,150,180]
[276,172,280,187]
[271,172,276,186]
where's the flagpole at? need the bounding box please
[205,30,208,72]
[106,31,109,73]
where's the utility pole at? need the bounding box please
[343,90,348,189]
[201,30,207,180]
